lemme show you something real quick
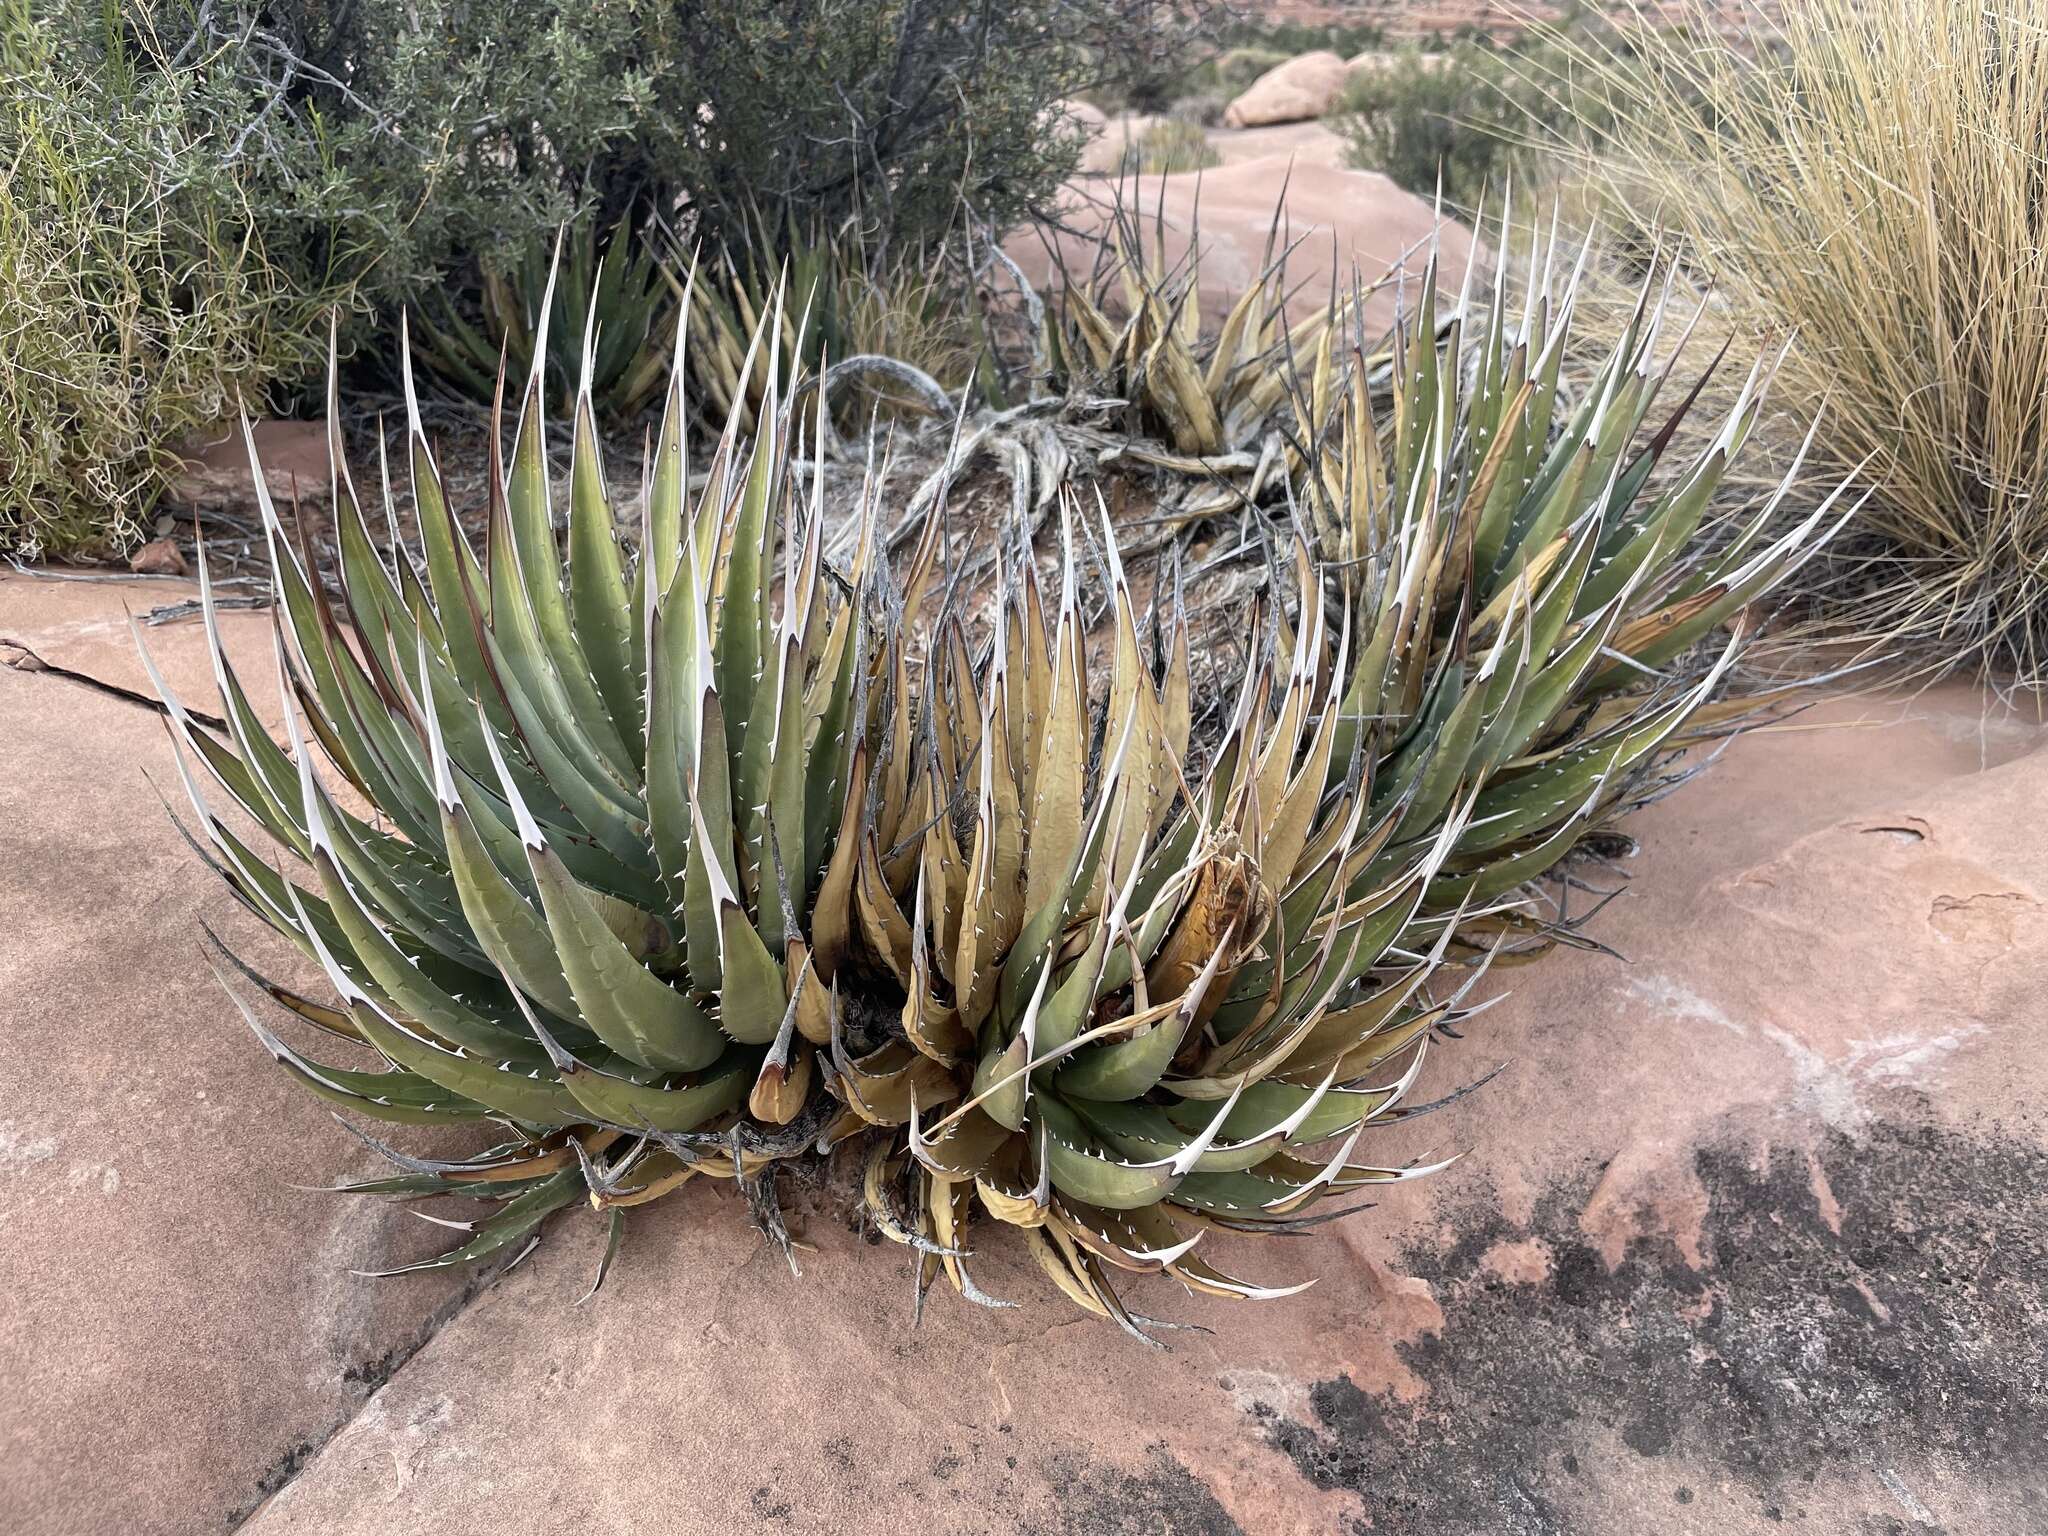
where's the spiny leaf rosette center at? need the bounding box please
[149,231,1845,1336]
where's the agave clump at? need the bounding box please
[152,222,1844,1326]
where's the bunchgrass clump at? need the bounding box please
[1125,118,1223,176]
[1570,0,2048,684]
[1336,24,1635,215]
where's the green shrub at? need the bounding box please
[369,0,1219,392]
[1212,46,1290,93]
[1213,18,1385,59]
[0,5,326,557]
[1144,13,1388,115]
[1167,92,1230,128]
[1336,29,1627,211]
[127,0,1216,280]
[1338,46,1521,208]
[4,0,1217,554]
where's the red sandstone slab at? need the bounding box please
[0,574,479,1535]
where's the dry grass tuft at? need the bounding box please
[1568,0,2048,685]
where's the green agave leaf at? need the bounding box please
[1163,1075,1389,1145]
[693,797,787,1044]
[1052,940,1222,1102]
[475,619,653,873]
[544,1043,754,1135]
[715,325,781,744]
[215,959,488,1125]
[1623,488,1858,674]
[346,993,580,1126]
[440,793,581,1022]
[644,534,711,918]
[1430,785,1605,907]
[1035,1095,1182,1211]
[309,845,552,1070]
[566,388,644,762]
[801,586,864,890]
[281,868,580,1126]
[502,354,637,781]
[1068,1094,1289,1176]
[260,503,440,852]
[399,329,517,744]
[276,661,487,975]
[357,1170,583,1277]
[483,728,725,1074]
[1170,1126,1367,1219]
[681,687,741,992]
[972,953,1048,1135]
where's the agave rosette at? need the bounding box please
[147,278,903,1275]
[1045,200,1365,464]
[855,517,1482,1330]
[149,220,1845,1321]
[414,219,679,422]
[851,222,1850,1331]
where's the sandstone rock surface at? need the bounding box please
[1076,114,1350,175]
[126,537,189,577]
[1202,118,1349,169]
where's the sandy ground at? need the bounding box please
[2,568,2043,1535]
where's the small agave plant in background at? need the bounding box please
[411,218,679,423]
[145,222,1849,1336]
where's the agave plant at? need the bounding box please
[148,220,1845,1326]
[920,206,1413,547]
[839,254,1851,1331]
[1046,220,1348,464]
[413,218,678,422]
[146,279,894,1278]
